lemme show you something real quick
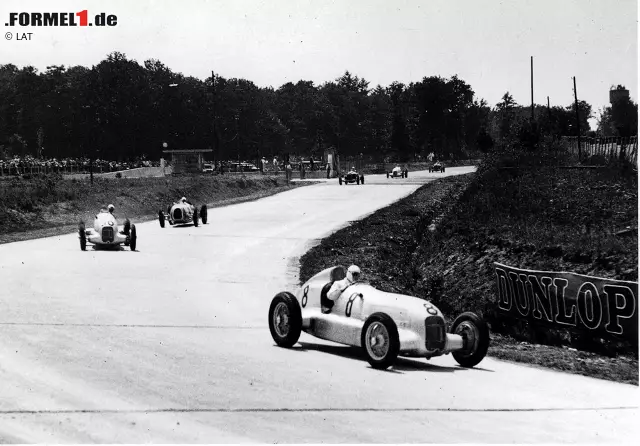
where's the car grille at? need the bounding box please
[173,208,183,220]
[425,316,446,351]
[101,226,114,243]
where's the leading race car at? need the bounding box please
[79,209,137,251]
[429,161,445,173]
[338,167,365,185]
[387,165,408,179]
[268,265,489,370]
[158,198,208,228]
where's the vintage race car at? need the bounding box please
[78,210,137,251]
[387,165,408,178]
[429,162,445,173]
[338,169,365,185]
[158,199,208,227]
[268,265,489,370]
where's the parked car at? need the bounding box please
[268,265,490,370]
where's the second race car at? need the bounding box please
[159,197,208,227]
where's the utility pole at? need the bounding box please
[530,56,535,120]
[573,76,581,159]
[211,70,217,168]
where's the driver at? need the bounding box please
[107,204,115,215]
[326,265,361,303]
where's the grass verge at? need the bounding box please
[299,161,638,385]
[0,174,309,244]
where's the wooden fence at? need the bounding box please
[561,136,638,165]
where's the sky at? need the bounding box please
[1,0,637,129]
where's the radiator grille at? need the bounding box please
[101,226,114,243]
[425,316,446,351]
[173,208,183,220]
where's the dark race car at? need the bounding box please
[158,198,208,227]
[339,168,365,185]
[429,162,445,173]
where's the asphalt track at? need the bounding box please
[0,167,637,443]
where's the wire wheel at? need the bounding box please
[365,321,390,360]
[273,302,290,338]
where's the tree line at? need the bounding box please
[0,51,636,163]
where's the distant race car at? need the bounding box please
[429,162,445,173]
[387,165,408,179]
[268,265,490,370]
[158,198,208,227]
[339,168,365,185]
[79,209,137,251]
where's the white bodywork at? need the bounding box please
[168,202,196,225]
[296,266,465,358]
[84,211,129,245]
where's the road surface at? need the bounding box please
[0,167,637,443]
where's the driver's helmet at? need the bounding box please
[347,265,361,282]
[181,197,187,203]
[107,204,115,213]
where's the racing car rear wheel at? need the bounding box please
[200,205,208,224]
[339,177,343,185]
[386,172,389,178]
[268,292,302,348]
[442,167,445,172]
[158,211,165,228]
[356,176,360,185]
[450,312,489,368]
[360,175,365,185]
[193,208,199,227]
[129,224,137,251]
[78,222,86,251]
[361,313,400,370]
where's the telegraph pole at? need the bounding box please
[211,70,217,168]
[530,56,535,120]
[573,76,581,159]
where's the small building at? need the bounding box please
[162,149,212,174]
[610,86,630,104]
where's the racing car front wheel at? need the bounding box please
[158,211,165,228]
[386,172,389,178]
[200,205,208,224]
[361,313,400,370]
[78,222,86,251]
[360,175,365,185]
[268,292,302,348]
[339,177,343,185]
[193,208,199,227]
[129,224,137,251]
[450,312,489,368]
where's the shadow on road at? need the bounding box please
[295,341,475,374]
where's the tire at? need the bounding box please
[442,167,445,172]
[158,211,165,228]
[123,219,131,236]
[360,175,365,185]
[78,222,86,251]
[450,312,490,368]
[268,292,302,348]
[193,208,199,227]
[429,168,432,173]
[339,177,342,185]
[356,176,360,185]
[386,172,389,178]
[361,313,400,370]
[405,171,409,178]
[200,205,208,224]
[129,224,137,251]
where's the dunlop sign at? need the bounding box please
[494,263,638,343]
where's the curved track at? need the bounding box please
[0,167,637,443]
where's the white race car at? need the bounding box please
[387,165,408,178]
[79,210,137,251]
[159,199,208,227]
[268,265,490,370]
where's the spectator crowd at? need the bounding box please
[0,155,160,176]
